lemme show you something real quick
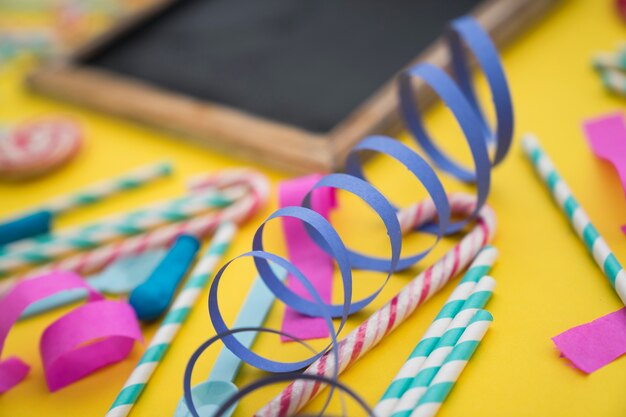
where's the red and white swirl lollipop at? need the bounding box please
[0,118,82,180]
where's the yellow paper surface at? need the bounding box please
[2,1,626,415]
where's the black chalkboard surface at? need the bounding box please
[29,0,557,172]
[82,0,482,134]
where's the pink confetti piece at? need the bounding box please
[41,300,142,391]
[552,308,626,374]
[279,174,337,342]
[0,271,142,393]
[581,113,626,233]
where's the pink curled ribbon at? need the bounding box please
[0,271,142,393]
[279,174,337,342]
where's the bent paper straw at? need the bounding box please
[0,188,240,276]
[410,310,493,417]
[373,247,497,417]
[521,134,626,305]
[389,276,495,417]
[254,195,497,417]
[105,222,237,417]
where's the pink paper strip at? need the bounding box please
[0,271,142,393]
[552,308,626,374]
[0,271,101,393]
[279,174,337,342]
[41,300,142,391]
[582,113,626,233]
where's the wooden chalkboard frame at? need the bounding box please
[27,0,558,173]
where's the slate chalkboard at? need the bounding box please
[29,0,557,172]
[82,0,482,134]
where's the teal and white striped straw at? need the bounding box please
[388,276,495,417]
[0,161,172,252]
[591,49,626,96]
[409,310,493,417]
[43,161,173,216]
[105,221,237,417]
[595,66,626,97]
[592,51,626,72]
[521,134,626,305]
[372,245,498,417]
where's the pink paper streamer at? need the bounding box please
[41,300,142,391]
[0,271,142,393]
[279,174,337,342]
[552,308,626,374]
[582,113,626,233]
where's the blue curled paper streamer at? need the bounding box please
[402,15,513,185]
[184,15,513,416]
[183,328,360,417]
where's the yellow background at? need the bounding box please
[2,0,626,416]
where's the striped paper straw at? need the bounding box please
[0,161,172,250]
[105,222,237,417]
[521,134,626,305]
[0,188,262,297]
[373,246,497,417]
[7,185,241,253]
[592,53,625,72]
[254,194,497,417]
[396,194,477,235]
[0,188,240,276]
[188,168,271,224]
[410,310,493,417]
[43,161,173,215]
[389,276,495,417]
[594,66,626,96]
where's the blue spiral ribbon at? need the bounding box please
[183,15,513,417]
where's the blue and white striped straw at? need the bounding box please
[521,134,626,305]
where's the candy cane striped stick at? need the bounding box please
[105,222,237,417]
[187,167,271,224]
[521,134,626,305]
[0,188,242,276]
[373,247,497,417]
[43,161,173,215]
[0,169,270,296]
[389,276,495,417]
[254,194,497,417]
[410,310,493,417]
